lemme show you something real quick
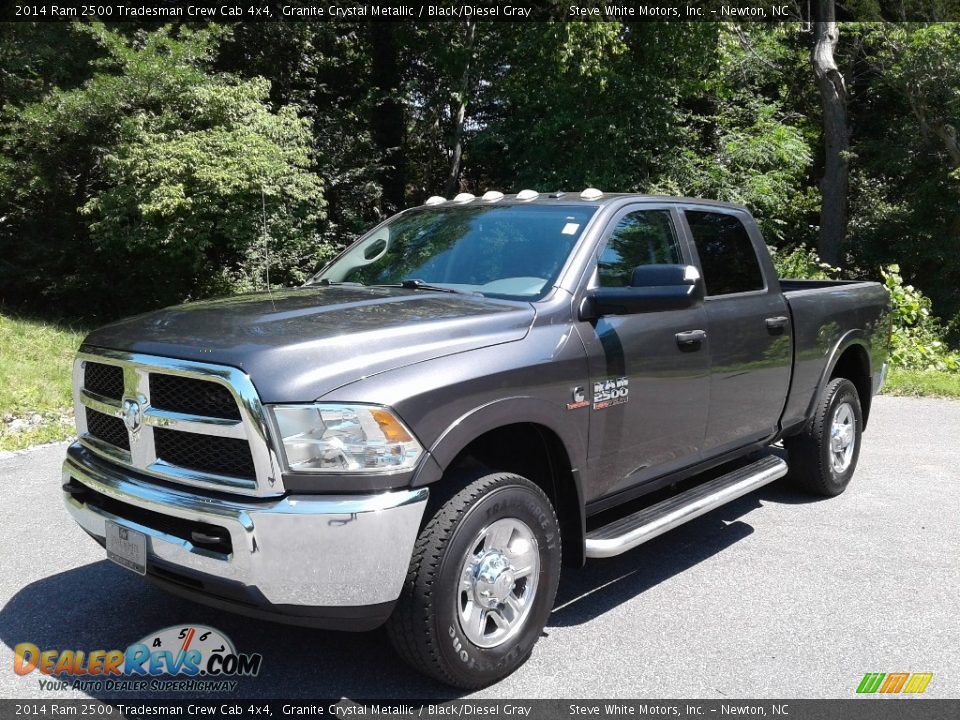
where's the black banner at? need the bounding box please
[1,699,959,720]
[5,0,960,24]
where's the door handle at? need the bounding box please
[765,316,789,331]
[675,329,707,346]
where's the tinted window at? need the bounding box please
[685,211,764,296]
[597,210,681,287]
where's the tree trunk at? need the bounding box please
[931,122,960,169]
[444,21,477,197]
[811,0,849,266]
[370,23,406,214]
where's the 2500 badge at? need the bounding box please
[592,377,629,410]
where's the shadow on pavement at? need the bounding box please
[551,494,759,627]
[0,560,454,700]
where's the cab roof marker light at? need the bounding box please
[580,187,603,200]
[516,189,539,201]
[453,193,476,203]
[481,190,504,202]
[424,196,446,205]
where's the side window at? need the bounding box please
[597,210,681,287]
[685,211,764,296]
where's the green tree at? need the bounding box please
[0,23,326,317]
[846,22,960,318]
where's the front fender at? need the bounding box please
[415,395,587,481]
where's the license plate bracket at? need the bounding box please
[105,521,147,575]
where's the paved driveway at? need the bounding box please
[1,396,957,699]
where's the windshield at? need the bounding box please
[312,204,597,300]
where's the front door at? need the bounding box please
[578,206,710,503]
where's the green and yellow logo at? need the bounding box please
[856,672,933,694]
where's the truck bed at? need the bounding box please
[778,277,891,434]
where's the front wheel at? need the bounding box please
[785,377,863,496]
[386,471,561,689]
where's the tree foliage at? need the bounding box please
[0,23,325,317]
[1,17,959,369]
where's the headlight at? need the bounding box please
[270,404,423,473]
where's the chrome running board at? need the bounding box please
[585,455,788,559]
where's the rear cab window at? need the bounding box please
[684,210,764,296]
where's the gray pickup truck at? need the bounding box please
[62,190,890,688]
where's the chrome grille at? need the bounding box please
[154,428,256,478]
[150,374,241,421]
[84,362,124,400]
[73,348,283,497]
[86,408,129,450]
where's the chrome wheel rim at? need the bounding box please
[829,401,856,473]
[456,517,540,649]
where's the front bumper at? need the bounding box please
[62,443,428,630]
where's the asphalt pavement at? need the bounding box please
[1,396,957,700]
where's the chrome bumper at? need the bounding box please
[62,443,428,610]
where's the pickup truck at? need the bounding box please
[62,190,890,688]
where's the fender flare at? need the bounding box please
[411,396,587,565]
[807,330,873,425]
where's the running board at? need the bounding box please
[585,455,788,559]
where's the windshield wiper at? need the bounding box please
[313,279,365,287]
[373,279,468,294]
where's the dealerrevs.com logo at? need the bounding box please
[13,625,262,693]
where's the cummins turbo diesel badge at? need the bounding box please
[592,377,629,410]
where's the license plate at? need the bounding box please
[105,521,147,575]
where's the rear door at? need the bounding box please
[680,208,792,456]
[578,205,710,502]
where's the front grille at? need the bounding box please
[86,408,130,451]
[75,350,278,496]
[84,362,124,399]
[154,428,256,479]
[150,374,241,420]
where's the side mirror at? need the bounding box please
[581,264,704,319]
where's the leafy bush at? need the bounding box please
[770,245,840,279]
[882,265,960,372]
[769,249,959,373]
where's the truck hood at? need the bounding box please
[82,286,535,402]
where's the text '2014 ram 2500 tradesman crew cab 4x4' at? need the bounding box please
[63,189,890,688]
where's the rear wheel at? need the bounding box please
[386,471,561,689]
[785,377,863,496]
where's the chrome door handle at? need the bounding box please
[765,316,789,330]
[675,329,707,346]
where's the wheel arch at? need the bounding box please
[412,399,587,568]
[817,333,873,429]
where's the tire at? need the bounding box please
[785,377,863,496]
[386,470,561,689]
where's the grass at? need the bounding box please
[881,367,960,399]
[0,313,86,452]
